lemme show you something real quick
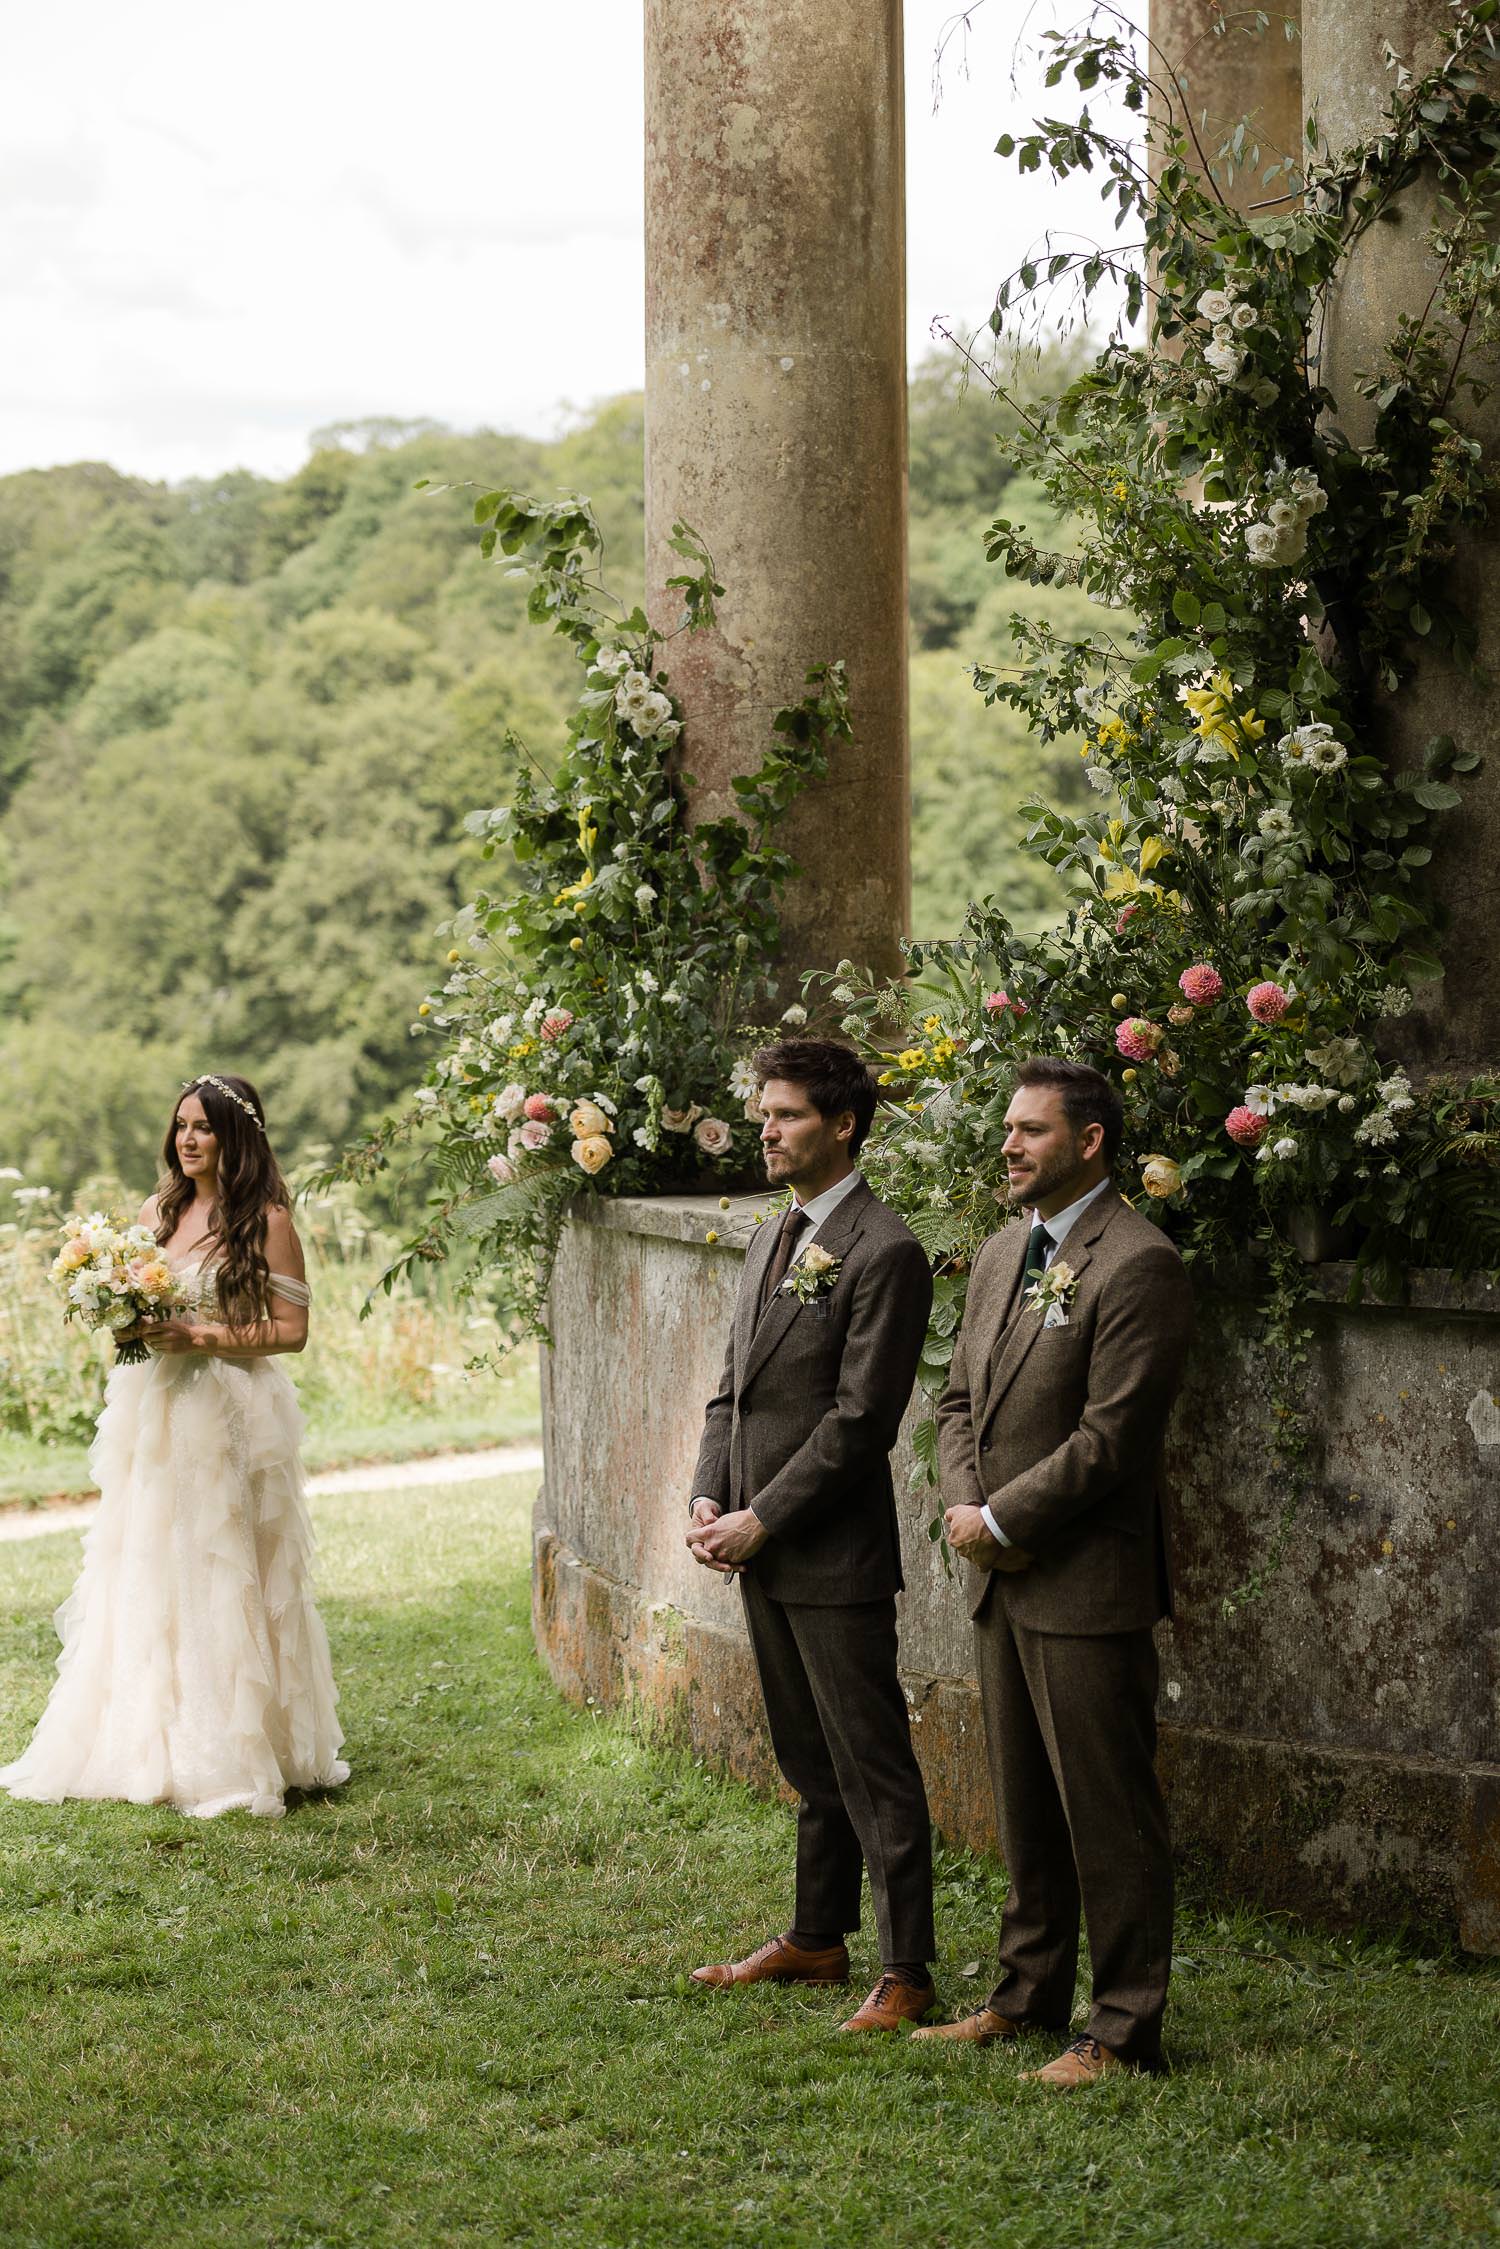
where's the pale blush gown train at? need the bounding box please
[0,1251,349,1819]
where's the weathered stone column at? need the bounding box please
[1149,2,1303,201]
[644,0,908,983]
[1305,0,1499,1075]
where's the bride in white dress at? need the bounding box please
[1,1071,349,1819]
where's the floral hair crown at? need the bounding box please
[182,1073,265,1132]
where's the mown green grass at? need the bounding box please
[2,1474,1497,2249]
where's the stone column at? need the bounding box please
[643,0,908,985]
[1304,0,1499,1076]
[1149,2,1303,203]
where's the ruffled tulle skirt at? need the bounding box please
[0,1352,348,1818]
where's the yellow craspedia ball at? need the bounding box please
[705,1229,719,1245]
[1111,992,1128,1012]
[1122,1066,1138,1084]
[418,1003,432,1017]
[447,948,461,963]
[569,937,585,953]
[718,1197,731,1211]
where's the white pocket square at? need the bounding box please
[1043,1304,1070,1329]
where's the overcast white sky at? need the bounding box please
[3,1,1135,485]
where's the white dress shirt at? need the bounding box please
[691,1169,864,1510]
[979,1177,1114,1548]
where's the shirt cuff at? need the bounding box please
[979,1502,1012,1549]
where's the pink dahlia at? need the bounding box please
[539,1009,575,1043]
[1225,1106,1269,1149]
[1246,980,1290,1025]
[1115,904,1139,935]
[983,989,1026,1017]
[522,1093,555,1122]
[1115,1017,1163,1063]
[1178,963,1224,1006]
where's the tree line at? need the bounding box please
[0,353,1091,1200]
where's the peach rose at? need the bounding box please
[694,1116,733,1158]
[571,1133,613,1176]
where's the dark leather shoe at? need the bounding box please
[691,1933,850,1988]
[837,1972,937,2032]
[1021,2033,1130,2088]
[910,2004,1021,2046]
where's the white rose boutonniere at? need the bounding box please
[783,1242,843,1304]
[1021,1259,1079,1326]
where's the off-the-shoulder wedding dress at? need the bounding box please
[0,1251,348,1819]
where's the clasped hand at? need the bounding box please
[137,1318,206,1356]
[686,1500,768,1574]
[943,1502,1032,1573]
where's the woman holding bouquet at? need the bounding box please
[1,1073,349,1820]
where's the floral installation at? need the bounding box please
[50,1213,184,1366]
[334,490,851,1345]
[816,8,1500,1587]
[783,1243,842,1305]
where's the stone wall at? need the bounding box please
[535,1195,1500,1951]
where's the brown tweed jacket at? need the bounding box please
[691,1177,933,1606]
[936,1189,1193,1634]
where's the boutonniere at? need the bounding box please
[783,1242,842,1303]
[1021,1259,1078,1324]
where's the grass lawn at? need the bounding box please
[2,1473,1497,2249]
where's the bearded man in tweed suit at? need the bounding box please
[914,1057,1194,2086]
[685,1038,937,2034]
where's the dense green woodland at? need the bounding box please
[0,354,1094,1198]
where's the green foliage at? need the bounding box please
[0,348,1099,1206]
[838,6,1500,1312]
[341,486,851,1342]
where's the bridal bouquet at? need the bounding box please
[50,1214,183,1365]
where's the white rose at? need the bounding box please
[1205,338,1244,382]
[1197,288,1233,323]
[693,1115,734,1158]
[494,1083,527,1122]
[1268,499,1298,531]
[1245,522,1283,567]
[1230,300,1258,331]
[619,670,651,698]
[1247,375,1279,408]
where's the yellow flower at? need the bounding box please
[1122,1067,1138,1084]
[569,1101,612,1140]
[418,1003,432,1017]
[1111,992,1128,1011]
[704,1228,719,1244]
[923,1014,941,1034]
[1140,1153,1183,1199]
[877,1070,894,1085]
[896,1047,926,1071]
[509,1041,536,1060]
[1111,477,1129,501]
[553,867,595,907]
[572,1133,613,1176]
[569,937,585,952]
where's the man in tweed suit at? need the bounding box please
[686,1038,937,2032]
[915,1057,1193,2086]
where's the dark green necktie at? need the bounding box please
[1023,1223,1053,1283]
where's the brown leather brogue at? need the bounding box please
[1021,2033,1130,2089]
[909,2005,1022,2046]
[691,1933,850,1988]
[837,1972,937,2032]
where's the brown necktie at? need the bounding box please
[760,1205,809,1315]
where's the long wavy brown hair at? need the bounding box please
[154,1073,290,1323]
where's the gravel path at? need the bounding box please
[0,1443,544,1543]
